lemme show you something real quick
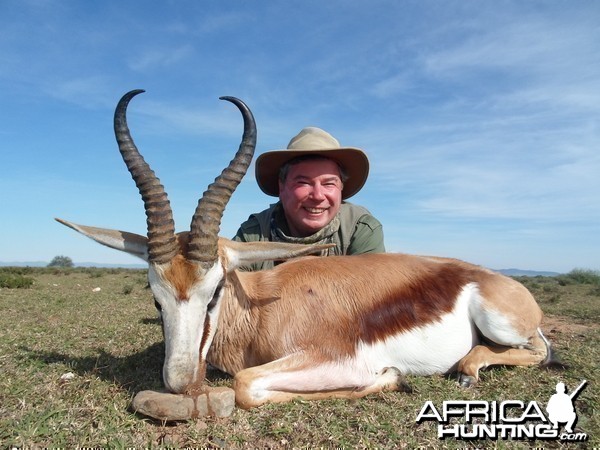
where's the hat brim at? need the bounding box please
[255,147,369,199]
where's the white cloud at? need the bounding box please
[43,76,115,108]
[128,44,194,72]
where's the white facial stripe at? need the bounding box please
[199,300,223,360]
[149,260,226,393]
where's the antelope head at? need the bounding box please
[57,90,330,394]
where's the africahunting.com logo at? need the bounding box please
[416,380,588,442]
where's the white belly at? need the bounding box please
[357,284,477,375]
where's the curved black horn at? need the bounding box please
[114,89,178,264]
[188,97,257,266]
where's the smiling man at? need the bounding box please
[234,127,385,271]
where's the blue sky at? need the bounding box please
[1,1,598,273]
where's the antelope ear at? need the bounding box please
[55,218,149,261]
[219,238,334,271]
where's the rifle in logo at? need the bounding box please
[569,380,587,400]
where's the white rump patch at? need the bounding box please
[468,286,529,347]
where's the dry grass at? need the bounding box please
[1,267,598,448]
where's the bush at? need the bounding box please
[0,272,34,288]
[48,255,74,268]
[557,268,600,286]
[122,284,134,295]
[589,285,600,297]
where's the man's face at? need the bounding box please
[278,158,344,237]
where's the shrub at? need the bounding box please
[589,285,600,297]
[0,272,34,288]
[557,268,600,286]
[85,268,104,278]
[48,255,74,268]
[122,284,134,295]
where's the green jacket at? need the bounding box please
[233,201,385,271]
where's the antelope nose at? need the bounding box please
[163,359,194,394]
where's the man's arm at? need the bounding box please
[232,215,273,271]
[346,214,385,254]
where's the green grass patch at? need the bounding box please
[1,268,598,448]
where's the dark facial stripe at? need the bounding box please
[199,314,212,359]
[193,315,212,388]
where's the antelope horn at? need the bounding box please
[188,97,257,266]
[114,89,178,264]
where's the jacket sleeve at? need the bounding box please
[346,214,386,254]
[233,215,262,243]
[232,214,272,271]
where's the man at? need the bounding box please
[546,382,578,433]
[234,127,385,270]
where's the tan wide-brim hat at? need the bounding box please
[255,127,370,199]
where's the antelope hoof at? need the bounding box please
[131,387,235,421]
[458,373,477,388]
[380,366,412,393]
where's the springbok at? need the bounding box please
[57,90,554,409]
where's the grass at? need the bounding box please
[1,267,598,448]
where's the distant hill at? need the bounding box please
[497,268,561,277]
[77,262,147,269]
[0,261,146,269]
[0,261,49,267]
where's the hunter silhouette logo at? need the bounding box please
[416,379,589,442]
[546,380,587,434]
